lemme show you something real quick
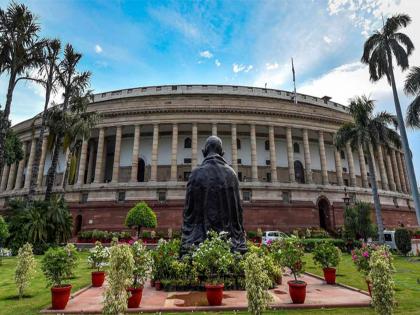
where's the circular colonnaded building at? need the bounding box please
[0,84,417,235]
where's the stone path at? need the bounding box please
[41,273,371,314]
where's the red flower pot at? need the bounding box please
[366,279,372,296]
[91,271,105,287]
[150,279,155,287]
[287,280,307,304]
[127,287,143,308]
[205,283,224,306]
[51,285,72,310]
[155,280,162,291]
[323,267,336,285]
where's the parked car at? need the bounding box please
[262,231,288,245]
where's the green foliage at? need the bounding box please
[312,241,341,269]
[369,246,395,315]
[244,252,273,315]
[301,238,361,253]
[351,244,378,277]
[41,247,77,287]
[192,231,234,285]
[14,243,36,298]
[130,241,152,288]
[88,241,109,271]
[0,215,9,246]
[64,243,78,278]
[125,201,157,237]
[102,244,134,315]
[394,228,412,256]
[151,239,180,281]
[78,230,131,242]
[344,201,376,241]
[277,237,305,282]
[4,129,23,166]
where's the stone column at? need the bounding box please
[334,148,344,186]
[212,123,217,136]
[15,142,27,189]
[302,129,312,184]
[231,124,238,173]
[77,139,89,185]
[395,151,407,193]
[24,138,37,189]
[86,142,95,184]
[377,145,389,190]
[345,142,356,187]
[385,151,396,191]
[286,127,295,182]
[170,123,178,181]
[6,163,17,191]
[150,124,159,181]
[94,128,105,183]
[130,125,140,182]
[390,149,402,192]
[401,152,410,193]
[250,124,258,181]
[319,131,329,185]
[1,164,10,192]
[191,123,198,169]
[358,144,368,188]
[268,126,277,182]
[37,136,48,187]
[111,126,122,183]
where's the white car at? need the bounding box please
[262,231,288,245]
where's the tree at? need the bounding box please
[343,201,376,242]
[361,13,420,225]
[0,2,45,174]
[44,44,91,200]
[3,126,23,166]
[27,39,62,200]
[404,66,420,128]
[0,215,9,265]
[15,243,36,299]
[125,201,157,238]
[335,96,401,243]
[394,228,412,255]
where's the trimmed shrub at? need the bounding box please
[15,243,36,298]
[125,201,157,238]
[41,247,76,287]
[343,201,375,241]
[395,228,411,255]
[312,241,341,269]
[302,238,361,253]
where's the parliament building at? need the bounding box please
[0,84,417,235]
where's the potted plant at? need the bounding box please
[312,241,341,284]
[351,244,377,295]
[127,241,152,308]
[278,237,306,304]
[151,239,181,291]
[125,201,157,239]
[192,231,234,306]
[41,247,77,310]
[88,241,109,287]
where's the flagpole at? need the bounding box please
[291,57,297,104]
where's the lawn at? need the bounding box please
[0,251,419,315]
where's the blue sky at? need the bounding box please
[0,0,419,182]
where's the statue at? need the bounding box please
[180,135,247,255]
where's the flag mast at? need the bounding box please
[291,57,297,104]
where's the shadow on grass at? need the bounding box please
[1,294,34,301]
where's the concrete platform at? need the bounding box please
[41,273,371,314]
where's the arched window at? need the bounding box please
[237,138,241,150]
[294,160,305,183]
[184,137,192,149]
[340,150,346,159]
[265,140,270,151]
[293,142,300,153]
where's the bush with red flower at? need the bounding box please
[351,243,378,277]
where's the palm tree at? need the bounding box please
[361,13,420,225]
[27,39,62,200]
[335,96,401,243]
[44,44,91,200]
[0,3,45,175]
[404,66,420,128]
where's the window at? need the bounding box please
[101,93,107,97]
[158,191,167,203]
[293,142,300,153]
[80,193,89,204]
[294,160,305,184]
[344,179,349,186]
[184,158,192,164]
[242,190,252,202]
[172,85,177,90]
[282,191,290,204]
[117,191,125,203]
[265,160,271,165]
[156,86,162,91]
[393,197,399,208]
[127,89,133,94]
[141,87,147,92]
[184,172,191,181]
[265,140,270,151]
[365,156,368,164]
[342,167,348,173]
[237,158,242,165]
[237,138,241,150]
[384,233,392,242]
[238,172,243,181]
[340,150,346,159]
[184,137,192,148]
[266,173,271,182]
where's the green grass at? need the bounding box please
[0,252,419,314]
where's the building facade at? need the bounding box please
[0,85,417,234]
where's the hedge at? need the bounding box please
[302,238,362,252]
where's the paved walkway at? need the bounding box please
[41,273,371,314]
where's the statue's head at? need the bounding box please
[202,135,224,157]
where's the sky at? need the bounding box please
[0,0,419,181]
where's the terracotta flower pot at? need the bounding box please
[366,279,372,296]
[323,267,336,284]
[155,280,162,291]
[51,285,72,310]
[205,283,224,306]
[287,280,307,304]
[91,271,105,287]
[127,287,143,308]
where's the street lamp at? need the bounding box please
[343,187,351,206]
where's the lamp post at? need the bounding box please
[343,187,351,206]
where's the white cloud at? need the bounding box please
[199,50,213,58]
[265,62,279,70]
[95,44,103,54]
[323,35,332,44]
[215,59,221,67]
[233,63,253,73]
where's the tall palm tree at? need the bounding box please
[27,39,62,200]
[361,13,420,225]
[335,96,401,243]
[44,44,91,200]
[0,3,45,175]
[404,66,420,128]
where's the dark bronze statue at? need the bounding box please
[180,135,247,254]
